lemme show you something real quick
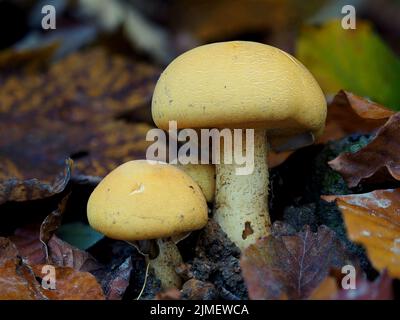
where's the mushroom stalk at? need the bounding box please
[214,128,271,250]
[148,238,183,289]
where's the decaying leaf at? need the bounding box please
[0,157,72,205]
[297,20,400,110]
[0,49,159,204]
[310,269,393,300]
[40,193,70,252]
[1,49,158,121]
[329,113,400,187]
[31,265,105,300]
[322,189,400,278]
[101,256,133,300]
[181,279,218,300]
[319,90,395,144]
[334,270,393,300]
[0,237,46,300]
[12,224,101,273]
[11,225,48,266]
[0,236,105,300]
[48,236,101,273]
[155,288,182,300]
[240,222,355,300]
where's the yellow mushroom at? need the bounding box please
[152,41,327,250]
[87,160,208,289]
[175,164,215,203]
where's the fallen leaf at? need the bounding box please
[11,225,47,266]
[0,157,72,205]
[0,238,46,300]
[101,257,133,300]
[155,288,182,300]
[40,193,70,250]
[240,222,355,300]
[47,235,101,273]
[11,224,101,273]
[310,269,393,300]
[0,49,159,204]
[298,20,400,111]
[334,270,393,300]
[181,279,218,300]
[322,189,400,278]
[328,113,400,187]
[31,265,105,300]
[318,90,395,143]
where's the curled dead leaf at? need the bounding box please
[0,238,46,300]
[329,112,400,187]
[319,90,394,144]
[322,189,400,278]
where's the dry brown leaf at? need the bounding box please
[0,237,104,300]
[0,238,47,300]
[155,288,182,300]
[12,224,101,273]
[101,257,133,300]
[322,189,400,278]
[240,222,355,300]
[328,112,400,187]
[181,279,218,300]
[47,236,101,273]
[310,270,393,300]
[32,265,105,300]
[318,90,394,144]
[0,49,159,203]
[11,225,48,266]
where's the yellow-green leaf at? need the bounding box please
[297,20,400,111]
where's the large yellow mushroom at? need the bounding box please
[152,41,327,250]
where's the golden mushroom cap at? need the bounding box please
[175,164,215,203]
[87,160,208,241]
[152,41,327,139]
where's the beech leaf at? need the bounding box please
[322,189,400,278]
[329,113,400,187]
[240,222,355,300]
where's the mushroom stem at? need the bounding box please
[148,238,183,289]
[214,128,271,250]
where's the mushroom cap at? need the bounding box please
[152,41,327,138]
[87,160,208,241]
[175,164,215,203]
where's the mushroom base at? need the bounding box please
[214,128,271,250]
